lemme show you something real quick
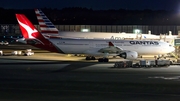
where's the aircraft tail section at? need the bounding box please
[35,9,59,34]
[15,14,59,53]
[15,14,45,40]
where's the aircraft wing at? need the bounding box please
[98,42,123,54]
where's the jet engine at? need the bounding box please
[118,51,138,60]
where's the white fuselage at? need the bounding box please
[45,31,178,40]
[48,38,174,56]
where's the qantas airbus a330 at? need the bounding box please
[15,14,175,62]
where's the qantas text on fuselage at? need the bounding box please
[130,41,159,45]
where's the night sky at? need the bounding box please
[0,0,180,11]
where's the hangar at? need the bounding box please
[0,24,180,36]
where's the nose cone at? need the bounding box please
[170,46,175,52]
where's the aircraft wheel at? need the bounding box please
[86,56,96,60]
[91,56,96,60]
[85,56,91,60]
[104,58,109,62]
[98,58,103,62]
[98,58,109,62]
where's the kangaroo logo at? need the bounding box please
[17,19,37,39]
[17,19,45,45]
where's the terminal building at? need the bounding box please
[1,24,180,36]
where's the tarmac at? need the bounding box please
[1,43,180,101]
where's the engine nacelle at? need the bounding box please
[118,51,138,60]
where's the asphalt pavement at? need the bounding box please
[1,43,180,101]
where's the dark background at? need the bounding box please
[1,7,180,25]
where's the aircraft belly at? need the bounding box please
[137,47,162,55]
[58,45,89,54]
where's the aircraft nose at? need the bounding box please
[170,46,175,52]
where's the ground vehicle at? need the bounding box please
[156,59,171,66]
[11,49,34,56]
[139,60,156,67]
[12,51,21,55]
[114,61,133,68]
[0,41,9,45]
[139,59,171,67]
[114,59,171,68]
[23,49,34,56]
[0,50,3,56]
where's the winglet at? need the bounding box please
[109,42,114,46]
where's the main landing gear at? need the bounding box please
[98,52,109,62]
[85,56,109,62]
[85,56,96,60]
[98,58,109,62]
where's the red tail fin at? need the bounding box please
[15,14,45,40]
[15,14,59,53]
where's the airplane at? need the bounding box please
[16,14,175,62]
[15,38,27,44]
[0,41,9,45]
[35,9,178,41]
